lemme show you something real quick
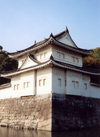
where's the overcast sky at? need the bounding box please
[0,0,100,52]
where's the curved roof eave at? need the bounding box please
[9,36,92,59]
[1,57,100,78]
[1,59,52,77]
[52,60,100,76]
[52,37,92,56]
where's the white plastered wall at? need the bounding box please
[36,67,52,95]
[0,43,100,99]
[67,70,100,98]
[20,57,37,69]
[35,46,52,62]
[89,85,100,98]
[52,67,66,94]
[17,55,27,68]
[17,46,52,69]
[11,71,35,97]
[0,86,12,99]
[0,71,35,99]
[52,47,82,67]
[0,67,100,99]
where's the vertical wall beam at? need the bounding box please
[65,69,67,94]
[34,70,37,95]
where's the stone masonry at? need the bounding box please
[0,93,100,131]
[0,94,52,131]
[52,94,100,131]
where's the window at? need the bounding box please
[57,52,61,58]
[14,84,19,90]
[72,57,75,62]
[76,58,79,63]
[57,51,65,59]
[61,53,65,59]
[23,82,25,88]
[58,78,61,87]
[39,79,46,86]
[26,82,29,88]
[72,81,75,88]
[72,81,79,88]
[76,81,79,88]
[40,52,47,60]
[39,80,42,86]
[43,79,46,86]
[62,53,65,59]
[23,82,30,88]
[17,84,19,90]
[14,85,16,90]
[84,83,87,90]
[72,56,79,64]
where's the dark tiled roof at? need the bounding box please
[52,37,92,55]
[54,30,66,38]
[8,29,92,57]
[9,30,67,55]
[53,59,100,74]
[9,39,48,55]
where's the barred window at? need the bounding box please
[23,82,30,88]
[14,84,19,90]
[58,78,61,87]
[39,80,42,86]
[43,79,46,86]
[84,83,87,90]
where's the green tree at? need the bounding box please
[0,47,18,73]
[0,45,3,52]
[83,47,100,69]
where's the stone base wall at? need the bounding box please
[0,93,100,131]
[52,94,100,131]
[0,94,52,131]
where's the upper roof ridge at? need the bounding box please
[65,26,69,33]
[8,27,92,58]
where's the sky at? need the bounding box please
[0,0,100,52]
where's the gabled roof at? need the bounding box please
[54,27,78,48]
[19,54,40,70]
[8,28,92,58]
[1,59,52,77]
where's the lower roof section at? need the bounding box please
[1,60,52,77]
[52,60,100,76]
[1,58,100,78]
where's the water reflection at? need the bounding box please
[0,127,100,137]
[0,127,51,137]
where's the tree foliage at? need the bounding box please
[83,47,100,69]
[0,45,3,51]
[0,47,18,73]
[0,77,11,85]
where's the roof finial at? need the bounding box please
[50,33,54,37]
[65,26,69,33]
[34,40,36,44]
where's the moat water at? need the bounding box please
[0,127,100,137]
